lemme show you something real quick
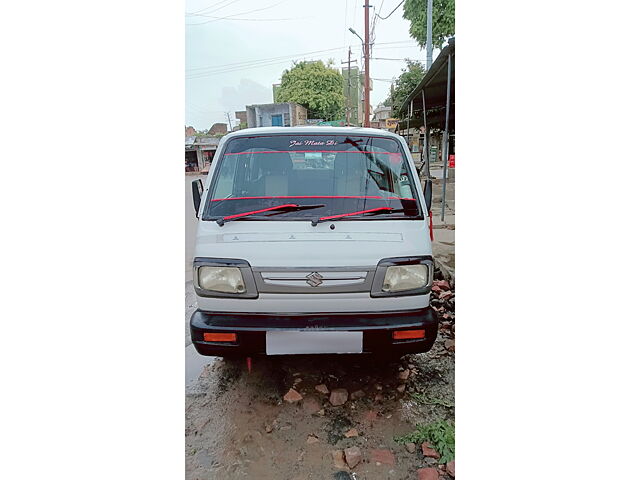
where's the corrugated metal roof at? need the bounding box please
[399,37,455,115]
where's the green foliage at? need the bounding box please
[394,420,455,463]
[410,393,454,408]
[276,60,345,121]
[385,60,427,117]
[403,0,455,49]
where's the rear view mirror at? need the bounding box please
[192,179,203,217]
[424,178,432,212]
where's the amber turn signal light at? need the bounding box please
[203,332,237,343]
[393,329,425,340]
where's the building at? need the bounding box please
[371,106,398,131]
[246,103,307,128]
[372,106,392,122]
[207,123,228,135]
[185,126,197,137]
[185,136,220,173]
[235,110,247,128]
[272,83,281,102]
[341,65,363,125]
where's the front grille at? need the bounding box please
[252,267,376,294]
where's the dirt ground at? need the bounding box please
[185,304,454,479]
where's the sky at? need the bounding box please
[185,0,441,131]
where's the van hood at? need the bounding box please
[193,219,432,268]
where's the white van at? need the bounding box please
[190,126,437,358]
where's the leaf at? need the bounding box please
[276,60,345,121]
[402,0,455,50]
[395,420,455,462]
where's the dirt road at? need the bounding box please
[186,337,454,480]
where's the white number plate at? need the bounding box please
[265,331,363,355]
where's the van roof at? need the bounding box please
[223,126,404,141]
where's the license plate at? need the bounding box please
[266,331,363,355]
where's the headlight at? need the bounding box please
[198,266,246,294]
[382,264,429,293]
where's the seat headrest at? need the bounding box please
[263,153,292,175]
[334,152,366,175]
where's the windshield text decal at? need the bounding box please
[289,139,339,148]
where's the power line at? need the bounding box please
[187,16,304,26]
[186,0,242,16]
[188,55,341,79]
[186,41,412,73]
[188,58,301,79]
[187,0,236,15]
[186,44,422,80]
[375,0,405,20]
[186,47,347,78]
[371,57,426,61]
[373,44,421,50]
[186,0,290,25]
[342,0,349,47]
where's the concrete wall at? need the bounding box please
[247,107,257,128]
[246,103,307,127]
[290,104,307,126]
[235,111,247,124]
[208,123,228,135]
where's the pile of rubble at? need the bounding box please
[431,266,455,353]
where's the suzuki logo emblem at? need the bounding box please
[305,272,324,287]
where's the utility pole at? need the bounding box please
[341,47,352,126]
[364,0,371,127]
[426,0,433,70]
[225,111,233,132]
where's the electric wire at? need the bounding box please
[186,41,415,74]
[186,0,243,16]
[187,0,237,15]
[186,0,290,25]
[375,0,405,20]
[186,47,348,78]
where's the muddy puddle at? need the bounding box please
[186,344,220,395]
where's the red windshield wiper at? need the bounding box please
[311,207,400,226]
[216,203,325,226]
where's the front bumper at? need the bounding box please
[190,307,438,357]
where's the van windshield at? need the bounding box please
[203,134,422,222]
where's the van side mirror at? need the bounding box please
[192,179,203,217]
[424,178,432,212]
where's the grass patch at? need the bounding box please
[394,420,455,463]
[411,393,454,408]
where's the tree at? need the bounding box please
[385,60,427,117]
[403,0,455,50]
[276,61,344,121]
